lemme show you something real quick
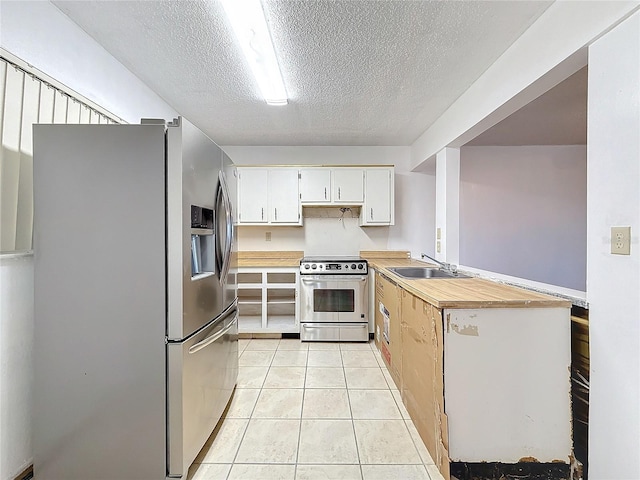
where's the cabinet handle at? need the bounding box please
[370,208,373,220]
[261,207,264,220]
[324,187,327,200]
[275,208,278,221]
[338,187,341,199]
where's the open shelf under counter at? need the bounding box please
[265,315,298,333]
[237,315,298,334]
[266,299,296,305]
[236,264,300,334]
[237,315,262,332]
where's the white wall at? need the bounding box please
[435,148,460,264]
[411,1,639,171]
[0,3,177,479]
[459,145,587,291]
[0,255,33,480]
[223,146,436,258]
[587,12,640,478]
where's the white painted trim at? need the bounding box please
[435,147,460,264]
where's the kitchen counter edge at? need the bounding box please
[365,257,572,309]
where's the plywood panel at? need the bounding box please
[375,272,401,388]
[401,291,449,478]
[372,261,570,309]
[237,250,303,267]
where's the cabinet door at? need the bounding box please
[300,168,331,203]
[332,169,364,203]
[268,169,300,223]
[238,169,268,223]
[363,168,392,224]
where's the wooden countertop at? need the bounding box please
[365,256,571,309]
[237,251,303,268]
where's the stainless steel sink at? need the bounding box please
[388,267,469,279]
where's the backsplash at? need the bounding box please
[237,212,390,256]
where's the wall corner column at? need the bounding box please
[435,147,460,264]
[587,10,640,479]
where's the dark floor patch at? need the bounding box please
[450,461,571,480]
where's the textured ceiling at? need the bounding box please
[52,0,553,146]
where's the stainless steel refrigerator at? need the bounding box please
[32,117,238,479]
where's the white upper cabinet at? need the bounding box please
[269,169,300,223]
[332,168,364,204]
[360,167,394,226]
[300,168,364,205]
[237,167,301,225]
[238,165,393,226]
[300,168,331,203]
[238,168,268,223]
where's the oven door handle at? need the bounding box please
[300,275,368,282]
[300,276,335,284]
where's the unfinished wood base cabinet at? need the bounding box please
[374,276,573,480]
[401,291,450,478]
[374,272,402,389]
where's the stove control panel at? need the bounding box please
[300,259,368,275]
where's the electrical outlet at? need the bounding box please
[611,226,630,255]
[265,231,271,242]
[436,227,441,240]
[436,241,441,253]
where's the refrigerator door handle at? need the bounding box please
[215,171,234,283]
[189,312,237,354]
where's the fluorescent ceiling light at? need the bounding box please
[220,0,288,106]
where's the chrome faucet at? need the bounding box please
[420,253,457,273]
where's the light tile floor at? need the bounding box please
[188,338,445,480]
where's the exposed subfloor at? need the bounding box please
[187,338,444,480]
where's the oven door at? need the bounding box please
[300,274,368,323]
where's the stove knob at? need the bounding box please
[351,264,356,269]
[304,264,310,270]
[311,264,317,270]
[358,264,364,270]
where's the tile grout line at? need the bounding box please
[294,342,309,470]
[233,340,432,479]
[342,346,364,475]
[229,339,278,472]
[372,343,429,472]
